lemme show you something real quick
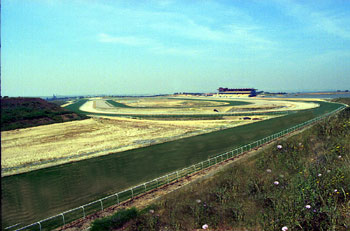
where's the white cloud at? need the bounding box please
[98,33,154,46]
[151,19,275,50]
[278,0,350,39]
[98,33,202,57]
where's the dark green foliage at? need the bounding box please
[1,97,88,131]
[91,207,138,231]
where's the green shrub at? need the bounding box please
[91,207,138,231]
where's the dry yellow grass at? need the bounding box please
[1,115,277,176]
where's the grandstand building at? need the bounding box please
[217,88,257,97]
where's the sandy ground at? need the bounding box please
[1,114,276,176]
[79,97,319,115]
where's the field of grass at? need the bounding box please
[91,100,350,231]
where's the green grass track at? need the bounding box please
[1,100,343,228]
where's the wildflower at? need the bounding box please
[277,145,283,150]
[282,226,288,231]
[202,224,209,229]
[318,173,322,177]
[313,209,317,212]
[274,181,279,185]
[266,169,272,173]
[196,199,201,204]
[338,155,342,159]
[298,142,302,146]
[334,189,338,193]
[149,209,154,214]
[279,174,284,178]
[305,205,311,209]
[327,170,331,173]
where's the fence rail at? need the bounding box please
[8,104,347,231]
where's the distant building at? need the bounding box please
[217,88,257,97]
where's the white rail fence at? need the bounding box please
[8,104,347,231]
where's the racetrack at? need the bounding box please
[77,97,320,116]
[1,98,342,229]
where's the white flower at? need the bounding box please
[274,181,279,185]
[338,155,342,159]
[318,173,322,177]
[327,170,331,173]
[334,189,338,192]
[196,199,201,204]
[305,205,311,209]
[149,209,154,214]
[202,224,209,229]
[282,226,288,231]
[266,169,272,173]
[277,145,283,149]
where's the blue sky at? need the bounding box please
[2,0,350,96]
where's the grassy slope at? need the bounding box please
[92,99,350,231]
[1,97,88,131]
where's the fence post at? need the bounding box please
[81,206,85,218]
[100,199,104,210]
[201,162,204,169]
[167,175,169,184]
[156,178,159,188]
[131,188,134,198]
[61,213,65,225]
[37,222,42,231]
[144,183,146,192]
[116,193,119,204]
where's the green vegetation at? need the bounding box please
[50,100,69,106]
[92,103,350,230]
[91,207,139,231]
[1,98,88,131]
